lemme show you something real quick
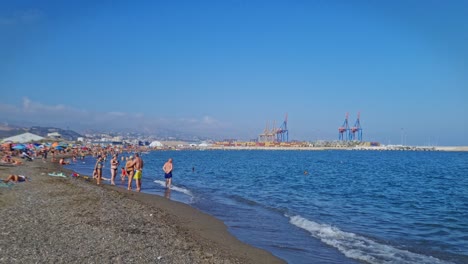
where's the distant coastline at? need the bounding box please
[205,145,468,152]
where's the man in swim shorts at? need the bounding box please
[162,158,173,188]
[129,153,143,192]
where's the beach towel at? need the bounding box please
[0,182,14,188]
[48,172,67,178]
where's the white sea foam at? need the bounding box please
[154,180,193,197]
[289,215,452,264]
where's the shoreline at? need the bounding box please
[0,159,284,263]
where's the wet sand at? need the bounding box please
[0,159,284,263]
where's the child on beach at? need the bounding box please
[121,167,127,181]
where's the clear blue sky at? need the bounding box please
[1,0,467,145]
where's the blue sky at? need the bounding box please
[1,0,467,145]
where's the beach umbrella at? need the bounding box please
[12,144,26,150]
[55,146,65,150]
[52,142,59,148]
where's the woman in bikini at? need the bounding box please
[110,154,119,185]
[94,156,104,185]
[125,156,135,190]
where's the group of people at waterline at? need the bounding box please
[93,153,173,192]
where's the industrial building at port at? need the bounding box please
[213,113,376,148]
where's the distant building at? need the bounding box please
[149,141,163,148]
[112,136,123,141]
[1,132,44,143]
[47,132,62,139]
[77,137,84,142]
[198,142,211,147]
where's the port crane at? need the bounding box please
[258,114,289,142]
[276,113,289,142]
[338,113,350,140]
[349,112,363,141]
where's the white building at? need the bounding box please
[47,132,61,139]
[198,142,211,147]
[149,141,163,148]
[1,132,44,143]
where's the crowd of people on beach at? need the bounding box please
[1,142,174,194]
[1,143,91,166]
[92,152,173,192]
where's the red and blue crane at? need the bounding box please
[338,112,363,141]
[349,112,363,141]
[338,113,350,140]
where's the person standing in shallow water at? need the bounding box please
[94,156,104,185]
[163,158,173,188]
[110,154,119,185]
[129,153,143,192]
[126,156,135,190]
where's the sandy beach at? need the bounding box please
[0,159,284,264]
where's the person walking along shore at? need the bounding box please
[163,158,173,188]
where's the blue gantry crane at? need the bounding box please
[349,112,363,141]
[276,113,289,142]
[338,113,350,140]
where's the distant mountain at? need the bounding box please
[81,127,210,142]
[0,125,83,141]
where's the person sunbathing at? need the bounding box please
[59,158,70,165]
[1,155,12,163]
[3,174,28,183]
[12,159,22,165]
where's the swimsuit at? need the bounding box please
[165,171,172,179]
[134,170,142,180]
[111,160,119,170]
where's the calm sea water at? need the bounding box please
[68,150,468,264]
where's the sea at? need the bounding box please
[68,150,468,264]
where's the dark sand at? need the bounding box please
[0,159,285,263]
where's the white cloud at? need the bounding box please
[202,116,216,125]
[107,111,126,117]
[22,97,66,112]
[0,98,231,138]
